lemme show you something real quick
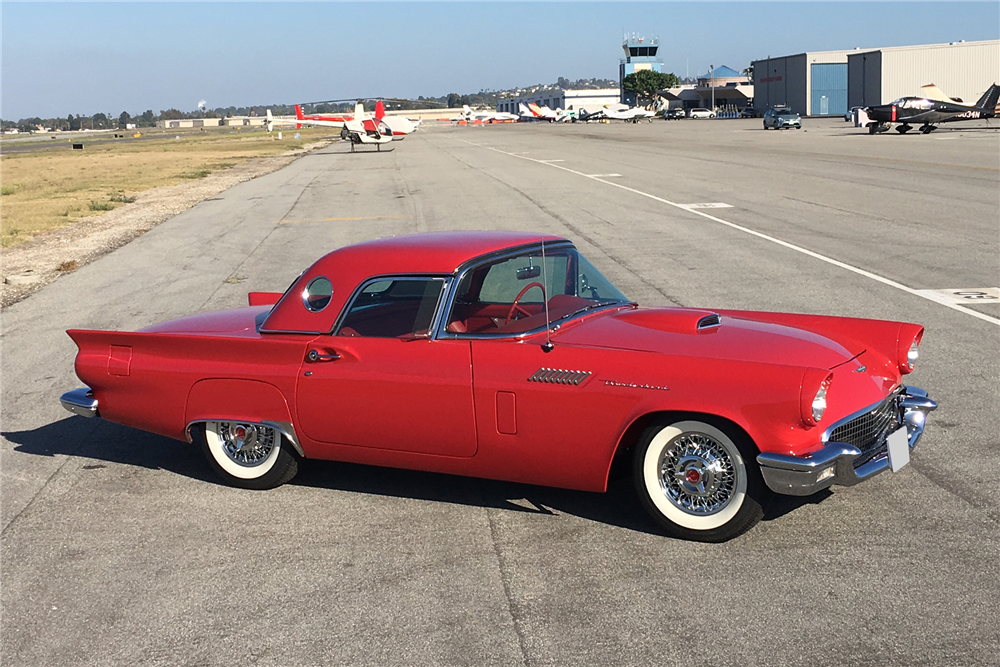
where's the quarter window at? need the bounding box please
[337,277,445,338]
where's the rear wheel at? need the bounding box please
[197,421,299,490]
[633,418,771,542]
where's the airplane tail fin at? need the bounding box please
[375,100,385,121]
[974,83,1000,117]
[295,104,304,120]
[354,102,366,118]
[265,109,274,133]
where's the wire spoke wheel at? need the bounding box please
[198,420,299,489]
[634,418,770,542]
[659,432,737,516]
[218,422,276,467]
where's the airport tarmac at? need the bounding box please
[2,117,998,666]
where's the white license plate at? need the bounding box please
[886,426,910,472]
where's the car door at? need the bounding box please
[294,276,477,457]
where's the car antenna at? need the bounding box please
[540,238,554,353]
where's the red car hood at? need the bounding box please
[554,307,861,370]
[139,306,271,335]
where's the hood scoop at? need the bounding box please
[697,313,722,329]
[613,308,724,334]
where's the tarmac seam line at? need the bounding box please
[486,507,532,667]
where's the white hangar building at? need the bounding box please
[847,40,1000,109]
[753,39,1000,117]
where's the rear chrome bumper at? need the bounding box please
[60,387,99,418]
[757,385,936,496]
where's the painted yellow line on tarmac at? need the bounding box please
[280,215,412,223]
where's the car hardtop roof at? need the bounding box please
[259,231,569,334]
[321,230,569,275]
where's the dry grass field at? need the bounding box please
[0,126,331,248]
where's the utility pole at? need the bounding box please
[710,65,715,113]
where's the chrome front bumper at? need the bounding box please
[60,387,99,418]
[757,385,937,496]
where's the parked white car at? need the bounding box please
[688,108,716,119]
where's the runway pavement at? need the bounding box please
[2,117,998,666]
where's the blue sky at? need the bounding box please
[2,2,998,120]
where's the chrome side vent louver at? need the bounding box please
[697,313,722,329]
[528,368,591,386]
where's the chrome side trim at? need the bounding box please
[527,368,591,385]
[757,385,937,496]
[60,387,99,418]
[185,419,305,457]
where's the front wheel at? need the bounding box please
[633,418,771,542]
[198,421,299,490]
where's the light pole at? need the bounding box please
[710,65,715,114]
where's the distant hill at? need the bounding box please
[1,79,622,130]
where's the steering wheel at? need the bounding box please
[505,282,546,325]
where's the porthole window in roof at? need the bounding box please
[303,276,333,312]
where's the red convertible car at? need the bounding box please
[61,231,936,542]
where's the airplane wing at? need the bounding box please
[920,84,961,104]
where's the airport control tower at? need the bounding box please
[619,33,663,104]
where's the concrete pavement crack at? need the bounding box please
[486,507,531,667]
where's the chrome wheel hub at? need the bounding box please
[659,433,736,515]
[219,422,276,467]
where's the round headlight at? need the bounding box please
[800,369,833,427]
[811,382,829,423]
[907,339,919,371]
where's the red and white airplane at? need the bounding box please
[268,101,419,137]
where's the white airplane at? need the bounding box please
[453,105,519,123]
[601,103,655,123]
[518,102,562,122]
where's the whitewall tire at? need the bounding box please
[633,418,771,542]
[198,421,299,490]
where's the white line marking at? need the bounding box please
[682,203,733,209]
[538,159,565,163]
[458,138,1000,327]
[586,173,622,178]
[916,288,1000,305]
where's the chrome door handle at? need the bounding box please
[307,349,341,362]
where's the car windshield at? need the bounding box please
[445,247,629,336]
[776,110,797,116]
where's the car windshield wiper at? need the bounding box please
[556,300,623,322]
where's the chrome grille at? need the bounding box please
[828,389,904,468]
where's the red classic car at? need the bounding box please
[60,231,936,542]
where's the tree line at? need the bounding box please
[0,76,634,133]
